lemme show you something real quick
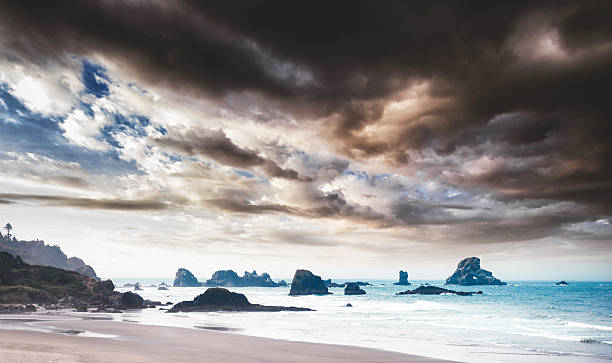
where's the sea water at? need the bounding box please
[107,279,611,362]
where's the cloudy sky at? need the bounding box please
[0,1,610,280]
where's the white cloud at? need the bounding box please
[60,105,112,151]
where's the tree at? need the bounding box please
[4,223,12,237]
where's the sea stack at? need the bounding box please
[556,281,569,286]
[205,270,287,287]
[344,283,366,295]
[393,270,411,285]
[173,268,202,287]
[445,257,506,285]
[288,269,330,295]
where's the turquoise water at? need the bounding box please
[110,279,612,362]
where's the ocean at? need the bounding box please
[107,279,611,362]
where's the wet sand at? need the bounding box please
[0,318,456,363]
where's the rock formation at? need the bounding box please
[0,236,99,280]
[205,270,287,287]
[393,270,411,285]
[445,257,506,286]
[556,281,569,286]
[289,270,330,295]
[399,285,483,296]
[167,288,312,312]
[0,252,143,309]
[323,279,345,288]
[173,268,287,287]
[323,279,372,288]
[344,283,366,295]
[173,268,202,287]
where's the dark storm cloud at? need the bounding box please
[154,128,310,181]
[0,193,169,211]
[1,0,610,228]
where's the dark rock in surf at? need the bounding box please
[399,285,483,296]
[167,288,312,313]
[344,283,366,295]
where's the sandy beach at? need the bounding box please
[0,318,455,363]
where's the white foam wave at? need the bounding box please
[566,322,612,331]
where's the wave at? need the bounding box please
[566,321,612,331]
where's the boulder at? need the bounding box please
[393,270,411,285]
[173,268,201,287]
[167,288,313,313]
[399,285,483,296]
[120,291,144,309]
[345,303,353,307]
[158,286,169,290]
[344,283,366,295]
[288,270,330,295]
[556,281,569,286]
[445,257,506,286]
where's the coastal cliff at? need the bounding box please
[0,234,99,280]
[0,252,143,310]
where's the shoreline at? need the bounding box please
[0,317,456,363]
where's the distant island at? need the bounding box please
[173,268,287,287]
[0,226,99,280]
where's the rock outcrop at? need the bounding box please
[167,288,312,313]
[205,270,287,287]
[445,257,506,286]
[323,280,371,288]
[393,270,411,285]
[121,291,144,308]
[0,251,143,309]
[399,286,483,296]
[344,283,366,295]
[0,236,99,280]
[173,268,287,287]
[323,279,345,288]
[289,270,330,295]
[173,268,202,287]
[556,281,569,286]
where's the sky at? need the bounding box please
[0,1,611,281]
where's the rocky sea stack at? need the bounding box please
[205,270,286,287]
[393,270,411,285]
[556,281,569,286]
[289,270,330,295]
[399,286,483,296]
[344,283,366,295]
[445,257,506,286]
[173,268,202,287]
[168,287,312,312]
